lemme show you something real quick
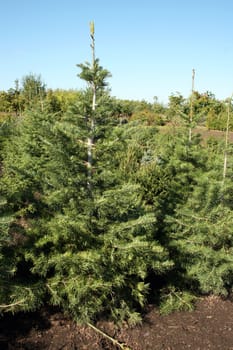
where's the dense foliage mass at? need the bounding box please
[1,28,233,324]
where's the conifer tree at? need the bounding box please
[120,123,213,312]
[163,137,233,307]
[0,24,172,323]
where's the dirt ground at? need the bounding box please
[194,127,233,143]
[1,296,233,350]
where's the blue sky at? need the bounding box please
[1,0,233,103]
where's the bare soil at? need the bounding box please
[1,296,233,350]
[194,127,233,143]
[160,124,233,143]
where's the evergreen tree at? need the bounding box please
[0,25,172,323]
[21,74,46,110]
[121,125,213,312]
[163,138,233,308]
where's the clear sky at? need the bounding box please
[1,0,233,103]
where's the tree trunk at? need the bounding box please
[223,95,232,182]
[189,69,195,142]
[87,22,96,191]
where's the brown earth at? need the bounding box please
[1,296,233,350]
[194,127,233,143]
[159,124,233,143]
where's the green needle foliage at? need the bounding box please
[1,25,233,323]
[0,26,171,323]
[166,165,233,300]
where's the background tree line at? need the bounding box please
[1,73,232,131]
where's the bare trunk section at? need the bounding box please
[87,22,96,191]
[223,94,232,182]
[189,69,195,142]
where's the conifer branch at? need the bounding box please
[0,299,25,310]
[170,290,194,310]
[87,322,132,350]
